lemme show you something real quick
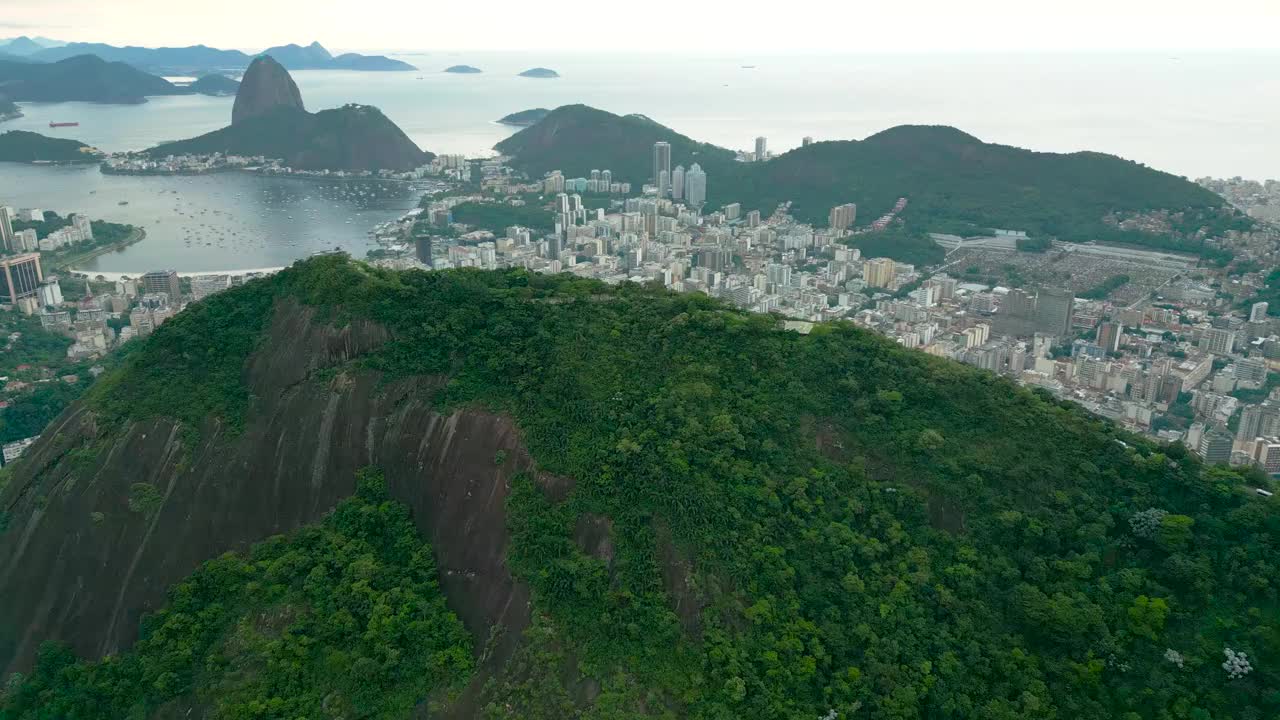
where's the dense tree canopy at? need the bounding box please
[0,468,473,719]
[8,256,1278,719]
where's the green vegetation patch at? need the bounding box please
[451,201,554,234]
[1,468,473,719]
[40,257,1280,719]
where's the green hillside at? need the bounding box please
[495,104,735,184]
[0,130,98,162]
[3,255,1276,719]
[0,54,180,103]
[146,105,432,171]
[497,106,1246,251]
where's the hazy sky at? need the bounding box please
[4,0,1279,53]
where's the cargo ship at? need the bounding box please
[49,121,79,128]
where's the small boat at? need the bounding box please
[118,201,129,205]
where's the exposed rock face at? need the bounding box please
[231,55,304,125]
[0,299,530,676]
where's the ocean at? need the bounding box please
[1,51,1277,272]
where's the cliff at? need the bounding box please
[1,257,1276,719]
[152,57,430,171]
[231,56,304,125]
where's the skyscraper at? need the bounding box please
[684,163,707,207]
[863,258,896,289]
[652,141,672,197]
[828,203,857,232]
[1098,321,1123,353]
[1251,301,1270,323]
[671,165,686,201]
[0,207,13,253]
[802,136,814,147]
[414,236,434,267]
[142,270,181,302]
[754,136,768,162]
[1034,287,1075,337]
[1203,327,1236,356]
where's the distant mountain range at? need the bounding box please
[0,36,64,54]
[19,40,414,73]
[497,104,1245,250]
[0,55,238,104]
[147,56,431,172]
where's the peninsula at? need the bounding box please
[147,56,431,172]
[496,108,550,126]
[0,130,99,163]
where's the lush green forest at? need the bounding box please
[451,201,554,234]
[0,55,179,104]
[0,468,473,719]
[8,256,1279,719]
[0,131,97,163]
[845,225,945,267]
[147,105,431,172]
[497,106,1245,257]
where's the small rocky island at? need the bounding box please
[444,65,482,74]
[189,74,240,97]
[518,67,559,79]
[496,108,550,127]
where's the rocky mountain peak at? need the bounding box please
[231,55,305,125]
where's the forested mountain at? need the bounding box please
[1,256,1275,720]
[497,105,1246,247]
[147,57,428,171]
[0,130,99,162]
[0,54,182,103]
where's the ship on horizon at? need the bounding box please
[49,121,79,128]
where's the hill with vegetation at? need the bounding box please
[0,54,182,103]
[0,130,98,162]
[1,255,1276,720]
[446,65,483,74]
[149,58,429,171]
[148,105,430,171]
[188,73,239,96]
[497,106,1245,256]
[496,107,549,126]
[0,96,18,120]
[518,67,559,78]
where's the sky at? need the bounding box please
[3,0,1280,53]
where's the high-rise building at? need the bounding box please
[1203,327,1236,356]
[1197,430,1233,465]
[1034,287,1075,337]
[0,206,13,253]
[754,136,768,162]
[1251,301,1270,323]
[601,169,611,187]
[1098,321,1123,353]
[802,136,814,147]
[415,237,434,267]
[828,203,857,232]
[71,213,93,241]
[863,258,896,289]
[684,163,707,207]
[142,270,181,302]
[746,210,760,227]
[556,192,570,214]
[996,288,1038,336]
[671,165,685,201]
[652,141,672,197]
[0,253,43,304]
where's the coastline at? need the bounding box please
[47,227,147,272]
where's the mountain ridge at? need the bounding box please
[29,40,415,72]
[497,105,1241,248]
[1,255,1276,719]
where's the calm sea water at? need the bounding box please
[0,164,419,272]
[1,51,1277,271]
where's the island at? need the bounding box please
[146,55,431,172]
[518,67,559,78]
[189,73,240,97]
[444,65,482,74]
[496,108,550,127]
[0,95,20,121]
[0,130,100,163]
